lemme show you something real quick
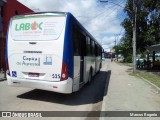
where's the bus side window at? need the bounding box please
[95,44,98,57]
[73,24,86,56]
[73,25,80,56]
[90,39,92,56]
[99,47,102,58]
[92,41,95,56]
[97,46,100,57]
[86,37,90,56]
[78,30,86,56]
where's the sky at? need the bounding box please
[18,0,127,52]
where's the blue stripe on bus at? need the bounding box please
[63,12,74,79]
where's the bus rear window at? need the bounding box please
[11,15,66,41]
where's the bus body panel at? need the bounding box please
[8,14,66,82]
[7,75,73,94]
[95,56,101,73]
[85,56,93,78]
[6,13,76,93]
[83,57,87,83]
[72,56,80,92]
[7,40,64,82]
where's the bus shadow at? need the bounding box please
[104,70,111,97]
[17,71,111,105]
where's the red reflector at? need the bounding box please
[60,62,68,81]
[53,86,58,88]
[28,73,39,77]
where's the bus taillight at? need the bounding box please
[60,62,68,81]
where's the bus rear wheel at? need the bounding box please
[87,70,92,85]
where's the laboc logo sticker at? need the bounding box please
[15,21,43,31]
[43,56,52,65]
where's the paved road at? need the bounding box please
[100,60,160,120]
[0,61,109,120]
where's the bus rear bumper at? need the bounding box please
[7,75,73,94]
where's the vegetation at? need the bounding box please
[116,0,160,63]
[119,62,160,88]
[130,71,160,88]
[118,61,133,67]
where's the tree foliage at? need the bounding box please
[119,0,160,62]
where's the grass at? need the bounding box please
[117,61,133,67]
[130,71,160,88]
[119,62,160,88]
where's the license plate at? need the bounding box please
[28,73,39,77]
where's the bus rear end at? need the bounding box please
[6,13,73,93]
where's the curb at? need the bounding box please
[137,74,160,93]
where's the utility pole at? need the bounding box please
[100,0,137,72]
[114,37,117,60]
[133,0,137,72]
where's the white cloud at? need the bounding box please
[18,0,126,49]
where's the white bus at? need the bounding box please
[6,12,102,94]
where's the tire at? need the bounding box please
[87,70,92,85]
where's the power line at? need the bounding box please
[77,3,118,19]
[84,0,126,24]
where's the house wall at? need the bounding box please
[0,0,33,71]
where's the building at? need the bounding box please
[0,0,33,71]
[0,0,6,71]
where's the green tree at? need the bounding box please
[120,0,160,61]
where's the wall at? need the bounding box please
[0,0,33,71]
